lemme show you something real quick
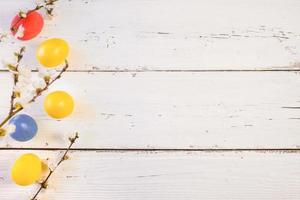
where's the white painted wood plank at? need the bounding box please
[0,150,299,199]
[1,0,300,70]
[0,71,299,149]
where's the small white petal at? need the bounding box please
[18,66,32,78]
[33,79,46,89]
[14,25,25,39]
[38,67,56,77]
[15,96,30,108]
[15,81,27,92]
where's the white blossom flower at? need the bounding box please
[15,66,33,92]
[12,66,37,107]
[38,66,56,78]
[14,25,25,39]
[14,90,35,108]
[13,79,31,95]
[33,79,47,89]
[14,81,26,93]
[18,66,32,79]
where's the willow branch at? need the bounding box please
[8,46,26,115]
[11,0,59,33]
[29,60,69,104]
[0,60,69,136]
[0,107,23,129]
[31,132,79,200]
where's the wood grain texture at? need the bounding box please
[1,1,300,199]
[0,71,299,149]
[1,150,300,200]
[0,0,300,70]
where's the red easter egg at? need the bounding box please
[11,11,44,41]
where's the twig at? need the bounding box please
[31,132,79,200]
[11,0,59,33]
[30,60,69,104]
[8,46,26,115]
[0,60,69,136]
[0,107,23,131]
[1,0,67,135]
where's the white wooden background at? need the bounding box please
[0,0,300,199]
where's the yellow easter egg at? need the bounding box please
[36,38,69,68]
[11,153,42,186]
[44,91,74,119]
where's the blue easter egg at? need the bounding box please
[9,114,38,142]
